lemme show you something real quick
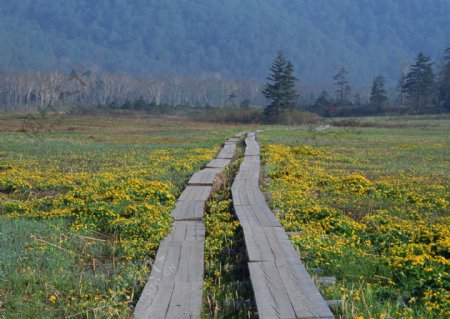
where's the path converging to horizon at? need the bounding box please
[135,132,333,319]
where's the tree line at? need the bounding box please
[0,70,265,112]
[262,46,450,122]
[2,46,450,123]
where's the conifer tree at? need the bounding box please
[369,75,388,109]
[403,53,436,112]
[262,51,298,123]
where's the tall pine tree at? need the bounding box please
[403,53,436,112]
[262,51,298,123]
[369,75,388,109]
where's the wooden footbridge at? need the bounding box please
[134,132,334,319]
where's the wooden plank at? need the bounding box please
[227,137,240,143]
[134,221,205,319]
[238,224,297,262]
[206,158,231,169]
[232,182,270,210]
[233,168,259,184]
[276,260,335,318]
[240,155,261,168]
[134,241,181,319]
[264,227,300,263]
[188,168,222,186]
[244,148,259,157]
[178,185,212,201]
[171,200,205,221]
[248,261,297,319]
[165,280,203,319]
[170,220,205,242]
[241,225,276,262]
[234,204,280,228]
[244,134,260,157]
[249,260,334,319]
[217,144,236,159]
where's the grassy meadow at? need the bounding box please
[259,116,450,318]
[1,112,449,318]
[0,113,244,318]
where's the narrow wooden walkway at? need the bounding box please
[134,135,240,319]
[231,132,334,319]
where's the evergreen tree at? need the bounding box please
[403,52,436,112]
[262,51,298,123]
[333,67,351,105]
[369,75,388,109]
[438,46,450,111]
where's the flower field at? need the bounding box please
[2,113,449,318]
[260,123,449,318]
[0,114,239,318]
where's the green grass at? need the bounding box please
[259,116,450,318]
[0,114,246,318]
[0,218,132,318]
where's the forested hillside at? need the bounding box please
[0,0,449,86]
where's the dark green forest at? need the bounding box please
[1,0,449,87]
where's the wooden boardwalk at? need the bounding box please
[134,136,240,319]
[231,132,334,319]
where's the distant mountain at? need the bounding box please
[0,0,449,87]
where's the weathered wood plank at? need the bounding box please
[238,225,298,262]
[249,260,334,319]
[276,261,335,318]
[245,146,260,157]
[171,200,206,221]
[233,168,259,184]
[217,143,237,159]
[264,227,300,263]
[234,204,280,229]
[206,158,231,169]
[217,151,236,159]
[239,155,261,169]
[165,280,203,319]
[244,135,260,156]
[248,261,297,319]
[134,242,181,318]
[227,137,240,143]
[240,225,276,262]
[178,185,212,201]
[188,168,222,186]
[134,221,205,319]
